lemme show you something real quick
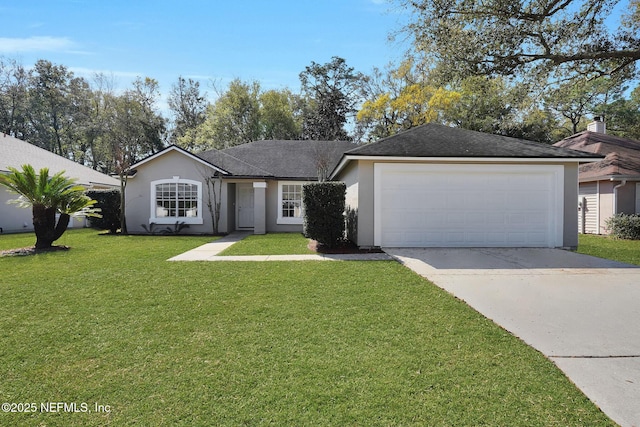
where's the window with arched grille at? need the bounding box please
[150,178,203,224]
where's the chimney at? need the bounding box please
[587,116,606,134]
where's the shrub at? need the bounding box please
[605,213,640,240]
[87,189,121,233]
[303,182,346,248]
[345,206,358,244]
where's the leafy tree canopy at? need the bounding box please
[397,0,640,82]
[299,56,366,140]
[357,60,460,141]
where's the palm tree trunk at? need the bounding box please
[33,205,69,249]
[33,204,56,249]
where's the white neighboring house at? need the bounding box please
[1,133,120,234]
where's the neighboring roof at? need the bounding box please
[199,140,356,180]
[553,131,640,180]
[130,145,229,175]
[0,133,119,187]
[345,123,603,159]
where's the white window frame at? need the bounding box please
[150,177,203,225]
[277,181,307,225]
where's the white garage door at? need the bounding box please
[375,164,564,248]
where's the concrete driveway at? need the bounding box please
[384,247,640,427]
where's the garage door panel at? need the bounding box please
[375,164,563,248]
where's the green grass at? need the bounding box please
[218,232,315,255]
[0,229,614,426]
[578,233,640,266]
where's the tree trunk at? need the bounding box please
[53,213,70,242]
[32,204,70,249]
[32,205,55,249]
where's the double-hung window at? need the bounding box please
[150,178,203,224]
[277,181,305,224]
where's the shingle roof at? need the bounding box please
[199,140,356,179]
[553,131,640,180]
[1,133,120,187]
[346,123,603,159]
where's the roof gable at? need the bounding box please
[347,123,603,159]
[131,145,229,174]
[1,133,119,187]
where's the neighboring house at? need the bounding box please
[553,118,640,234]
[1,133,120,233]
[128,123,600,249]
[332,123,601,249]
[125,140,354,235]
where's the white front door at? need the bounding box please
[237,184,254,229]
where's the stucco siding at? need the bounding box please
[355,160,375,248]
[265,180,306,233]
[562,163,579,248]
[337,159,576,248]
[339,161,360,243]
[126,150,220,234]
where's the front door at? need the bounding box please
[237,184,254,229]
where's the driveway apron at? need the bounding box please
[384,247,640,427]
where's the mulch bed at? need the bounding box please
[308,239,383,254]
[0,246,70,257]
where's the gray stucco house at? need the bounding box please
[1,133,120,233]
[126,124,601,248]
[332,123,601,249]
[125,140,354,235]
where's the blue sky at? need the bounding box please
[0,0,409,106]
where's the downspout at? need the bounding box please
[612,179,627,215]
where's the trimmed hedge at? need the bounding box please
[87,189,121,233]
[605,213,640,240]
[303,182,346,248]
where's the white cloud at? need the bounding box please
[0,36,76,53]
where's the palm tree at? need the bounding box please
[0,165,100,249]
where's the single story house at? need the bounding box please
[332,123,601,248]
[127,123,600,249]
[553,118,640,234]
[125,140,354,235]
[1,133,120,233]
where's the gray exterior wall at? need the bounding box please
[335,160,375,248]
[562,163,579,249]
[336,159,581,249]
[265,180,307,233]
[226,183,236,232]
[126,150,227,235]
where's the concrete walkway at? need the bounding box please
[384,247,640,427]
[168,232,391,261]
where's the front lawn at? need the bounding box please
[218,232,315,255]
[578,233,640,266]
[0,229,614,426]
